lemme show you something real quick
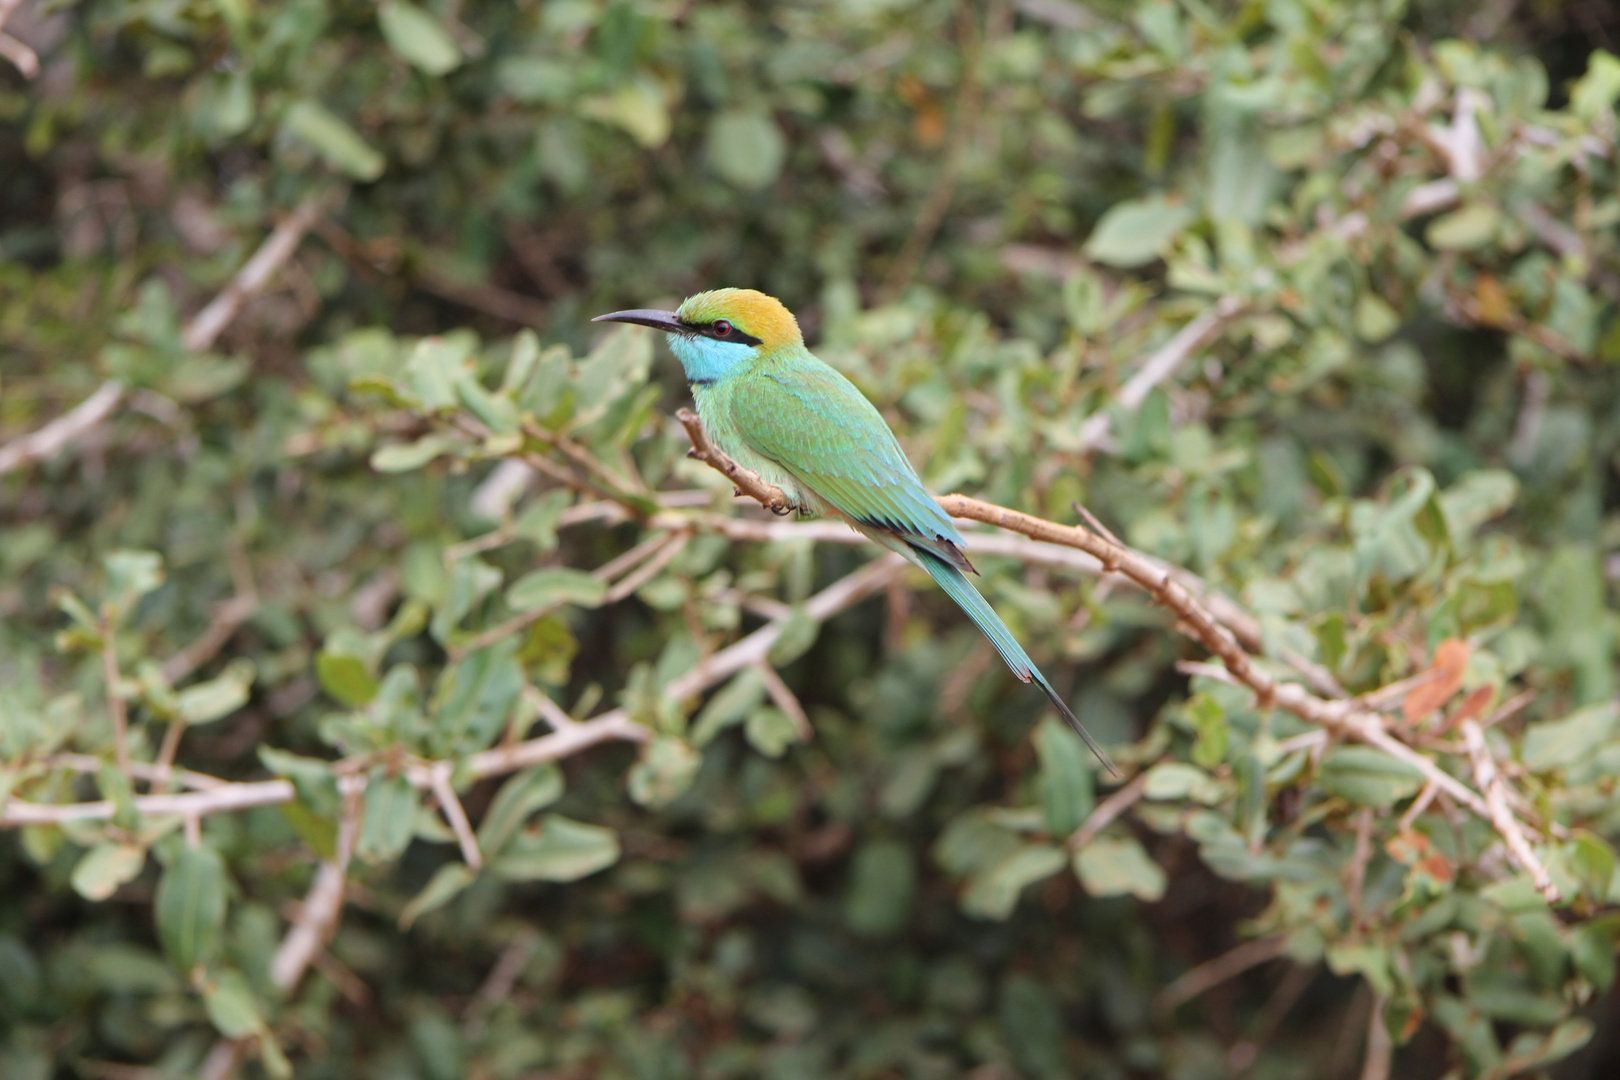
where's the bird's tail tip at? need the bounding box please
[1040,680,1120,778]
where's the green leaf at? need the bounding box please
[403,336,470,411]
[1439,470,1519,540]
[399,863,476,929]
[504,567,607,613]
[371,433,459,473]
[627,736,700,808]
[97,759,139,832]
[705,109,787,191]
[1142,762,1223,803]
[155,843,228,971]
[378,0,462,76]
[935,811,1023,877]
[283,101,385,181]
[744,706,804,759]
[489,814,620,882]
[432,643,524,753]
[357,774,418,862]
[0,937,40,1013]
[475,764,564,857]
[691,668,767,746]
[103,549,164,618]
[1425,203,1500,251]
[767,607,820,666]
[961,844,1067,920]
[843,839,916,939]
[577,77,670,147]
[1570,50,1620,120]
[496,57,572,104]
[202,968,264,1039]
[1522,703,1618,771]
[1000,975,1068,1080]
[1566,831,1617,900]
[1318,746,1424,806]
[1084,193,1198,267]
[1074,835,1167,901]
[1354,293,1401,343]
[1506,1018,1595,1072]
[71,842,146,901]
[1034,717,1094,837]
[316,651,379,707]
[431,556,503,643]
[176,661,254,724]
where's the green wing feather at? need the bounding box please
[727,357,968,564]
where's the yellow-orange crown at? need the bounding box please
[676,288,802,350]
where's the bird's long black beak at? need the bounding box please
[592,309,685,333]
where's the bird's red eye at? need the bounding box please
[712,320,732,338]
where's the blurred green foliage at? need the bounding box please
[5,0,1620,1078]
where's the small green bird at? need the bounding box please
[595,288,1115,773]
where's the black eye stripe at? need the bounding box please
[677,319,763,347]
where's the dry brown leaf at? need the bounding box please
[1403,638,1470,724]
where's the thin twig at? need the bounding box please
[1069,768,1152,851]
[150,721,186,793]
[448,531,683,661]
[430,762,482,870]
[601,532,689,604]
[1347,807,1375,927]
[0,0,37,79]
[523,421,646,497]
[1154,936,1288,1014]
[676,408,792,514]
[202,792,363,1080]
[270,791,361,990]
[101,614,132,780]
[663,556,905,705]
[1360,995,1392,1080]
[1398,781,1440,831]
[0,381,126,476]
[1075,297,1246,452]
[182,193,333,352]
[524,686,580,733]
[161,594,259,684]
[1228,963,1317,1074]
[45,753,230,791]
[463,928,538,1029]
[1460,719,1560,902]
[755,660,813,740]
[0,193,328,478]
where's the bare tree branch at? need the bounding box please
[1461,719,1560,902]
[1155,936,1289,1014]
[429,763,482,870]
[1076,296,1247,451]
[0,0,37,79]
[182,194,333,352]
[0,381,126,476]
[1068,767,1152,851]
[0,192,330,478]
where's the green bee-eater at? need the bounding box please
[595,288,1115,773]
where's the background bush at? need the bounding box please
[5,0,1620,1078]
